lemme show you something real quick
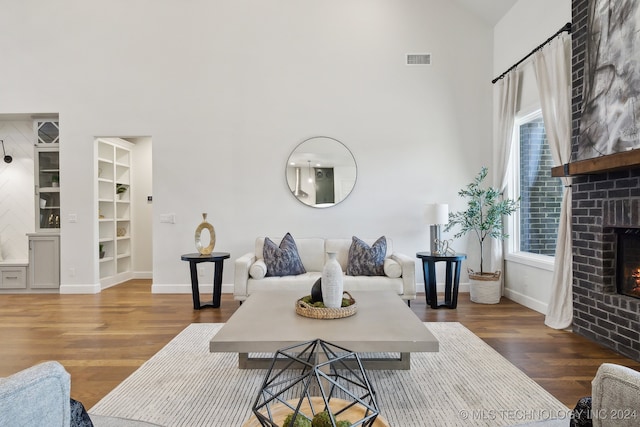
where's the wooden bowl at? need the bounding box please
[243,397,388,427]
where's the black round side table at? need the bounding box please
[416,252,467,309]
[181,252,230,309]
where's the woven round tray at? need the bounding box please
[295,291,357,319]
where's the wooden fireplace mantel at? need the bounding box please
[551,149,640,177]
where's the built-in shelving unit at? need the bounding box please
[29,119,61,292]
[97,137,133,287]
[34,120,60,232]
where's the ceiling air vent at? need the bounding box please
[406,54,431,65]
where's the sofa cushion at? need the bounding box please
[70,398,94,427]
[249,259,267,279]
[246,273,404,296]
[247,272,322,295]
[294,238,327,272]
[325,239,355,271]
[256,237,325,272]
[346,236,386,276]
[383,258,402,278]
[326,238,393,271]
[263,233,307,277]
[342,276,404,293]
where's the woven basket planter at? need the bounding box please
[295,291,357,319]
[468,270,502,304]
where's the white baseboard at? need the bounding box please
[152,283,234,294]
[59,283,102,294]
[503,287,548,315]
[61,273,152,294]
[152,283,196,293]
[133,271,153,279]
[416,282,470,294]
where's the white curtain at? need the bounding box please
[532,33,573,329]
[489,71,519,275]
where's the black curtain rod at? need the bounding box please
[492,22,572,84]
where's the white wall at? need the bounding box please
[0,0,495,294]
[130,137,152,278]
[493,0,571,313]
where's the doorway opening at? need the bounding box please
[97,136,152,289]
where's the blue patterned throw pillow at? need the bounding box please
[346,236,387,276]
[263,233,307,277]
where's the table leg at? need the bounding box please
[421,261,431,305]
[451,260,462,309]
[427,261,438,309]
[444,261,453,306]
[211,260,224,308]
[188,261,202,309]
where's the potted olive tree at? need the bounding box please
[444,167,519,304]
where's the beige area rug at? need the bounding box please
[89,323,569,426]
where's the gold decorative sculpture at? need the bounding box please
[194,213,216,255]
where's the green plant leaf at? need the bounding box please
[444,167,519,273]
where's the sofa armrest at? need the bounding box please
[234,252,256,301]
[592,363,640,427]
[391,252,416,300]
[0,361,71,427]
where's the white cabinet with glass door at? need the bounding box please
[34,120,60,231]
[28,119,61,292]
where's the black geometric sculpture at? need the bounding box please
[250,339,380,427]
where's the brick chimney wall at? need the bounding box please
[570,0,640,361]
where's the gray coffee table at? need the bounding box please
[209,290,438,370]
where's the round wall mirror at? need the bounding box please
[286,136,357,208]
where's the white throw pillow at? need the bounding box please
[383,258,402,278]
[249,260,267,279]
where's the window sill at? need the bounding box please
[505,252,555,272]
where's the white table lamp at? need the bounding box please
[425,203,449,254]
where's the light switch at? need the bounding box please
[68,214,77,223]
[160,214,176,224]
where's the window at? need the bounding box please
[507,110,563,263]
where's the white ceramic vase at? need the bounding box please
[321,252,344,308]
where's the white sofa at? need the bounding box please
[234,237,416,303]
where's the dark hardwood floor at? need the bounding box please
[1,279,639,409]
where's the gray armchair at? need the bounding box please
[0,361,71,427]
[511,363,640,427]
[0,361,162,427]
[591,363,640,427]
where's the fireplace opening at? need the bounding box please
[616,228,640,299]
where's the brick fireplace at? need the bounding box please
[616,228,640,299]
[570,0,640,361]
